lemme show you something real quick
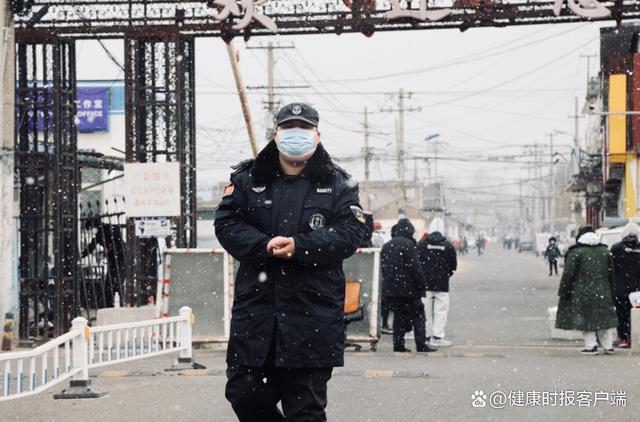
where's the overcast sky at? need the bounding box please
[76,20,608,211]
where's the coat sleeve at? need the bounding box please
[558,249,578,298]
[447,245,457,275]
[214,176,271,262]
[293,182,365,267]
[406,243,427,292]
[607,252,616,298]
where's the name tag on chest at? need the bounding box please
[316,188,332,194]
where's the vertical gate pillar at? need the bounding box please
[124,34,196,306]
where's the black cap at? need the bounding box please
[275,103,320,127]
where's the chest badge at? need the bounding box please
[251,186,266,193]
[316,188,332,194]
[309,213,326,230]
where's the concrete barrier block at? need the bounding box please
[96,305,156,326]
[631,308,640,353]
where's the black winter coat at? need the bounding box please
[381,220,427,298]
[417,232,457,292]
[611,235,640,297]
[544,244,561,261]
[215,141,365,369]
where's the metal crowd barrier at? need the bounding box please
[344,248,381,351]
[159,248,381,350]
[157,249,231,342]
[0,307,194,401]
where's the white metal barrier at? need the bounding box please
[0,306,193,401]
[157,249,231,342]
[158,248,381,350]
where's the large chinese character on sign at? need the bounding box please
[385,0,452,22]
[212,0,278,32]
[553,0,611,18]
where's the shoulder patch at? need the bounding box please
[223,184,235,197]
[350,205,366,224]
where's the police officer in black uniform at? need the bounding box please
[215,103,366,422]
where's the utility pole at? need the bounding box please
[381,89,421,207]
[580,53,598,86]
[363,107,371,211]
[518,178,523,235]
[433,139,441,182]
[398,88,405,183]
[529,142,542,240]
[548,133,555,234]
[567,96,584,154]
[246,43,305,141]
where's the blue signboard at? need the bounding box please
[22,86,110,133]
[76,87,109,132]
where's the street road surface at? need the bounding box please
[2,246,638,421]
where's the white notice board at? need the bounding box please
[135,219,171,238]
[124,162,181,217]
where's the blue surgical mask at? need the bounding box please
[276,128,317,158]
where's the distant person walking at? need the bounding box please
[475,237,484,256]
[417,231,457,347]
[544,237,562,276]
[381,219,437,353]
[610,223,640,348]
[555,226,618,355]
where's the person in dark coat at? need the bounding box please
[215,102,366,422]
[555,226,618,355]
[610,223,640,348]
[381,218,436,353]
[80,218,126,306]
[475,237,484,256]
[417,231,457,347]
[544,237,562,276]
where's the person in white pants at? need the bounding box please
[583,328,616,352]
[425,291,450,343]
[417,231,457,347]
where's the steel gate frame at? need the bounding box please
[124,33,197,306]
[14,37,79,341]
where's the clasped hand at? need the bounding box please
[267,236,296,259]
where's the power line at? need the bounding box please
[415,36,598,111]
[295,24,588,84]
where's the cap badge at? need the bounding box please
[291,104,303,115]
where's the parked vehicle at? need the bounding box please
[518,241,534,252]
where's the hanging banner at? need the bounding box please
[24,86,110,133]
[76,87,110,132]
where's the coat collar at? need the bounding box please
[250,140,336,186]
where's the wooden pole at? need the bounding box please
[225,41,259,158]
